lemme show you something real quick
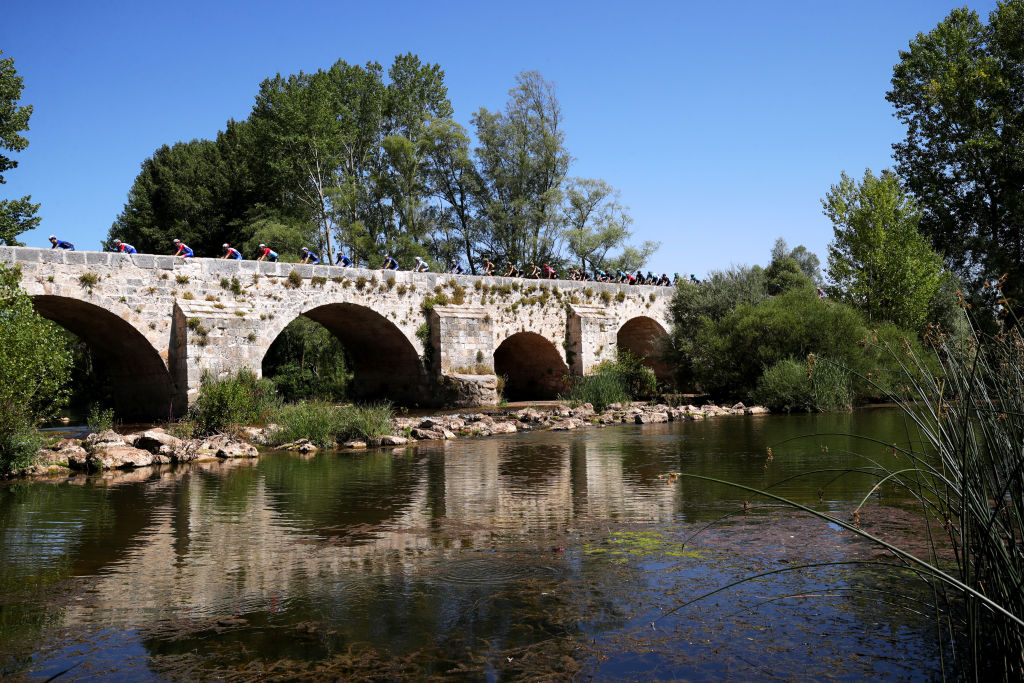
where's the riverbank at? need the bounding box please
[9,401,769,478]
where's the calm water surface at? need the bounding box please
[1,409,942,680]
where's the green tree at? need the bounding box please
[473,71,572,267]
[668,265,768,389]
[887,3,1024,305]
[0,51,40,246]
[0,264,72,470]
[562,177,657,273]
[823,169,944,332]
[421,118,482,271]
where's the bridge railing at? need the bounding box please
[0,246,670,294]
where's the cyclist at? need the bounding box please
[49,235,75,250]
[382,255,399,271]
[528,263,541,278]
[448,258,464,275]
[482,257,495,276]
[543,263,557,279]
[172,239,194,257]
[300,247,320,264]
[221,243,242,260]
[255,244,278,262]
[412,256,429,272]
[504,262,520,278]
[113,239,137,254]
[335,252,353,267]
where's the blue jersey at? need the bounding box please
[224,248,242,260]
[118,243,137,254]
[52,240,74,250]
[304,252,320,264]
[175,244,194,257]
[384,257,399,270]
[337,254,352,266]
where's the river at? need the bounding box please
[0,408,944,680]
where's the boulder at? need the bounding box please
[549,418,583,431]
[87,445,158,470]
[411,428,441,440]
[194,435,258,459]
[570,403,595,418]
[731,402,746,411]
[342,440,367,449]
[279,438,319,453]
[745,406,770,415]
[439,429,457,440]
[44,439,89,469]
[490,421,518,434]
[379,435,408,446]
[635,411,669,424]
[84,430,126,451]
[131,429,183,456]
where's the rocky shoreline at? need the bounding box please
[12,401,768,478]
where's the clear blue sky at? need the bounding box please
[1,0,1000,277]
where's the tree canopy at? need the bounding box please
[0,51,39,246]
[887,2,1024,305]
[109,60,657,273]
[823,169,944,332]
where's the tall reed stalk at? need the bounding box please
[673,312,1024,679]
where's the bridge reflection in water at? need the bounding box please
[0,410,937,679]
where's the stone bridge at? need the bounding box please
[0,247,673,418]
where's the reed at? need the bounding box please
[673,311,1024,679]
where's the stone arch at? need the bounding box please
[617,316,671,381]
[31,295,179,419]
[493,332,569,401]
[262,303,426,404]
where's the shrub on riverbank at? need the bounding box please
[753,357,853,413]
[562,353,656,412]
[265,401,394,447]
[0,264,72,472]
[189,368,279,435]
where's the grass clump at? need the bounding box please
[78,272,99,287]
[265,401,395,447]
[561,352,656,412]
[284,270,302,288]
[175,274,190,285]
[188,368,278,436]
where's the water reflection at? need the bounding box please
[0,411,939,679]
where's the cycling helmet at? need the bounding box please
[223,243,230,249]
[259,243,266,249]
[173,238,181,244]
[114,239,122,245]
[48,235,56,240]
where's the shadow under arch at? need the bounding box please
[493,332,569,401]
[266,303,427,404]
[617,316,671,381]
[32,295,179,419]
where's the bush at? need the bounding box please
[753,356,853,413]
[265,401,394,447]
[87,405,116,433]
[693,286,868,400]
[0,264,72,472]
[561,353,655,412]
[188,368,279,435]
